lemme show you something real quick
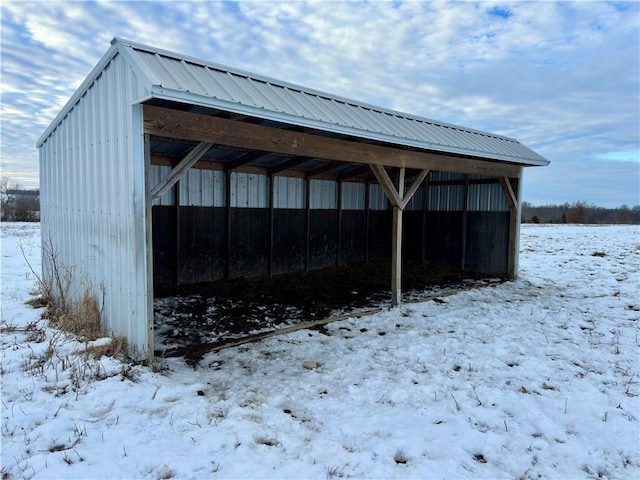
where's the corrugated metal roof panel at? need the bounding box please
[117,39,548,167]
[39,38,549,167]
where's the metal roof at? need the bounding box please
[39,38,549,167]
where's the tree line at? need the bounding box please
[522,201,640,224]
[1,176,40,222]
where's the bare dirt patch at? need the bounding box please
[154,260,495,363]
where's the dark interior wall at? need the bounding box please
[423,211,464,269]
[152,205,509,295]
[153,205,392,294]
[273,209,305,275]
[465,211,510,274]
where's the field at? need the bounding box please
[1,223,639,479]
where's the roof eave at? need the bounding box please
[145,86,550,168]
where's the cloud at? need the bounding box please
[0,1,638,207]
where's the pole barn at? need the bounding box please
[37,38,549,357]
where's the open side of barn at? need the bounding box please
[37,38,548,357]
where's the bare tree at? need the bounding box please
[1,175,20,207]
[1,175,40,221]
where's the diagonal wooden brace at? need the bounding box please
[370,164,403,207]
[400,169,430,210]
[369,165,429,209]
[151,141,214,204]
[499,177,518,211]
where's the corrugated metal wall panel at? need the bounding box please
[310,179,337,209]
[342,182,365,210]
[404,186,424,211]
[427,184,465,211]
[179,168,225,206]
[468,183,509,212]
[231,172,269,207]
[369,183,388,211]
[429,171,466,182]
[39,52,150,355]
[274,176,305,208]
[149,165,175,205]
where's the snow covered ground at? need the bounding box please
[1,222,639,479]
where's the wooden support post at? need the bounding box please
[421,175,429,264]
[368,165,429,307]
[225,169,231,280]
[391,205,403,306]
[461,175,469,271]
[143,132,155,358]
[337,180,342,266]
[400,169,429,209]
[500,173,522,279]
[174,182,180,291]
[304,176,311,272]
[391,167,405,306]
[268,173,274,277]
[364,181,370,262]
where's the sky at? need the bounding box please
[1,1,639,208]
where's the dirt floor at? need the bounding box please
[154,260,497,363]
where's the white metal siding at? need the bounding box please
[369,184,389,211]
[39,52,150,355]
[149,165,175,205]
[231,172,269,208]
[179,168,225,207]
[427,185,466,211]
[342,182,365,210]
[468,183,509,212]
[274,176,305,208]
[425,172,509,212]
[310,179,336,209]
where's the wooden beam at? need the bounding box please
[143,105,522,177]
[151,155,372,183]
[226,150,266,170]
[369,165,428,211]
[397,167,406,198]
[400,169,429,210]
[369,165,402,208]
[306,160,344,178]
[270,156,310,173]
[150,141,213,203]
[499,177,518,210]
[339,164,371,181]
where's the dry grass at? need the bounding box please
[21,235,126,358]
[51,288,104,341]
[83,336,127,359]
